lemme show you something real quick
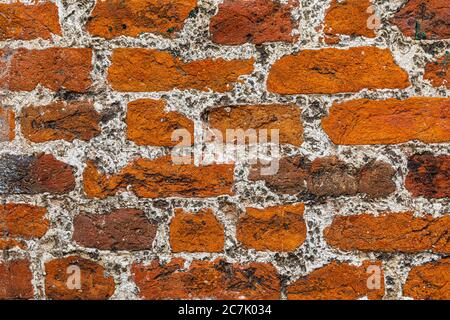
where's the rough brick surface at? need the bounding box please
[87,0,197,39]
[45,256,115,300]
[132,259,280,300]
[322,98,450,145]
[206,104,303,146]
[424,54,450,88]
[267,47,410,94]
[0,107,15,142]
[83,156,234,199]
[0,260,34,300]
[237,203,306,252]
[108,49,254,92]
[406,154,449,199]
[0,153,75,195]
[127,99,194,146]
[170,208,224,253]
[323,0,376,43]
[250,156,396,198]
[0,48,92,92]
[325,212,450,253]
[21,101,100,143]
[391,0,450,40]
[404,259,450,300]
[73,209,157,251]
[210,0,297,45]
[0,1,61,41]
[0,204,49,240]
[287,261,384,300]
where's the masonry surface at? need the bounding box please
[0,0,449,300]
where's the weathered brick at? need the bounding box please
[83,156,234,199]
[287,261,384,300]
[21,101,100,143]
[0,204,49,240]
[210,0,297,45]
[132,259,280,300]
[127,99,194,147]
[267,47,410,94]
[0,1,61,41]
[73,209,157,251]
[325,212,450,254]
[323,0,376,43]
[87,0,197,39]
[424,54,450,88]
[237,203,306,252]
[0,239,25,250]
[322,98,450,145]
[391,0,449,40]
[170,208,224,253]
[0,107,15,142]
[45,256,115,300]
[0,153,75,195]
[406,154,449,199]
[206,104,303,146]
[0,260,34,299]
[404,259,450,300]
[250,156,396,198]
[108,49,254,92]
[0,48,92,92]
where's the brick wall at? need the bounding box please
[0,0,448,300]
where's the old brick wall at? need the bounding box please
[0,0,449,300]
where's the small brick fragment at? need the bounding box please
[424,54,450,88]
[0,108,15,142]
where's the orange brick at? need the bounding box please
[267,47,410,94]
[237,203,306,252]
[108,49,254,92]
[322,97,450,145]
[0,107,15,142]
[0,260,34,299]
[170,208,224,253]
[424,54,450,88]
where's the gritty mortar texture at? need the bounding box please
[0,0,449,300]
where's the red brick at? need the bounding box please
[406,154,449,199]
[170,208,224,253]
[287,261,384,300]
[237,203,306,252]
[322,97,450,145]
[404,259,450,300]
[267,47,410,94]
[21,101,101,143]
[0,153,75,195]
[45,256,115,300]
[424,54,450,88]
[132,259,280,300]
[325,212,450,254]
[73,209,157,251]
[210,0,298,45]
[250,156,396,198]
[0,48,92,92]
[108,49,254,92]
[391,0,449,40]
[126,99,194,147]
[0,260,33,299]
[0,1,61,41]
[83,156,234,199]
[87,0,197,39]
